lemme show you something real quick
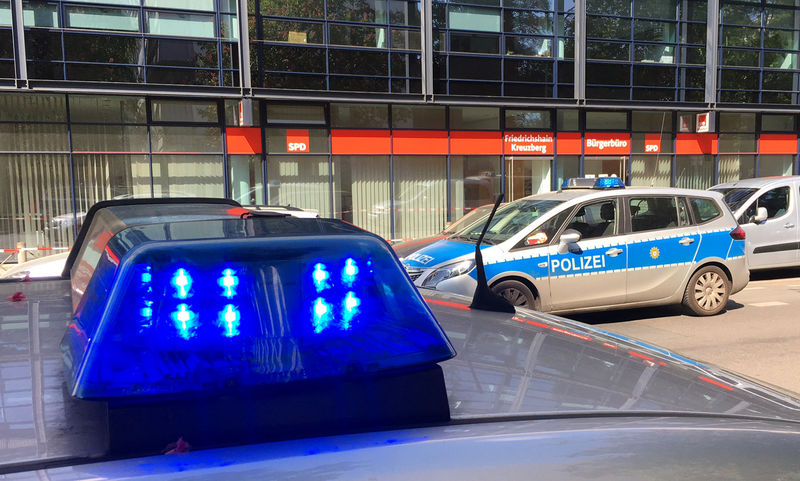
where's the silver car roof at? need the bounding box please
[522,187,725,205]
[712,175,800,190]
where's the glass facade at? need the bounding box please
[719,1,800,103]
[253,0,422,92]
[21,0,238,85]
[586,0,706,101]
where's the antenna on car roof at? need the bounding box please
[469,194,515,313]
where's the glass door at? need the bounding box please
[584,156,627,182]
[505,156,552,200]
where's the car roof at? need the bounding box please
[712,175,800,190]
[522,187,725,204]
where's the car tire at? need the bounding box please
[492,280,540,311]
[682,266,730,316]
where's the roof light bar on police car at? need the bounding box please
[62,218,455,400]
[560,177,626,190]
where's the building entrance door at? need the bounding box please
[505,156,552,200]
[584,156,628,183]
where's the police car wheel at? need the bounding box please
[682,266,730,316]
[493,280,539,310]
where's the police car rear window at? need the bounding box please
[713,187,758,212]
[690,197,722,223]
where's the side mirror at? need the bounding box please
[753,206,768,223]
[557,229,581,254]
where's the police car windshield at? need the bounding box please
[455,199,563,244]
[712,187,759,212]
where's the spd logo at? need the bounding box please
[286,129,310,153]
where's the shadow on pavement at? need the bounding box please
[750,268,800,282]
[567,299,744,325]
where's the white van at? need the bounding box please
[711,176,800,270]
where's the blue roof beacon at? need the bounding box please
[62,214,455,400]
[561,176,626,190]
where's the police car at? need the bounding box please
[4,198,800,480]
[403,178,749,316]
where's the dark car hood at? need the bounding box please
[427,292,800,423]
[392,235,449,259]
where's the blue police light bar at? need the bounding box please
[61,221,456,400]
[561,177,625,190]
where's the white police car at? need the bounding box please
[1,198,800,480]
[403,178,749,316]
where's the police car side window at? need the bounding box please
[630,197,679,232]
[678,198,691,226]
[564,200,618,240]
[690,197,721,223]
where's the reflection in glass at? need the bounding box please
[150,126,222,152]
[71,125,148,152]
[333,155,391,238]
[555,155,579,187]
[393,156,447,239]
[73,154,152,216]
[506,156,552,200]
[0,154,73,250]
[759,155,793,177]
[229,155,263,205]
[65,6,139,31]
[718,155,755,183]
[676,155,713,189]
[146,11,215,38]
[450,156,501,221]
[267,155,330,215]
[152,154,224,197]
[630,156,670,187]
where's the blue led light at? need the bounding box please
[218,268,239,298]
[218,304,241,338]
[341,291,361,330]
[171,304,197,340]
[171,268,193,299]
[64,231,456,400]
[313,263,330,292]
[312,297,333,333]
[593,177,625,189]
[342,258,359,286]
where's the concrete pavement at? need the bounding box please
[570,268,800,395]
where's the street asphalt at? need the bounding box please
[570,267,800,395]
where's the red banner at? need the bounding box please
[450,131,503,155]
[676,133,718,155]
[556,132,582,155]
[503,132,554,155]
[392,130,449,155]
[644,134,661,154]
[759,134,797,155]
[330,130,391,155]
[584,133,631,155]
[286,129,310,153]
[226,128,262,155]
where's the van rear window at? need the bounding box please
[690,198,721,223]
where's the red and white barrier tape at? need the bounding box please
[0,247,71,254]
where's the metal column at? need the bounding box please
[574,0,586,102]
[11,0,28,88]
[421,0,434,101]
[704,0,719,105]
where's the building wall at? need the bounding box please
[2,1,800,252]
